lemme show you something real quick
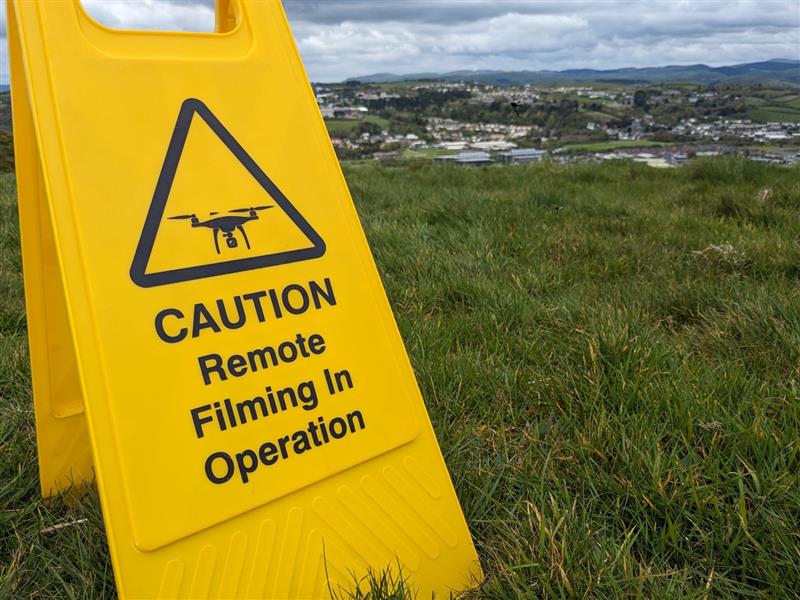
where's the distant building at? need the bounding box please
[329,106,368,119]
[631,153,672,168]
[438,141,470,151]
[471,140,517,151]
[496,148,547,164]
[435,151,493,166]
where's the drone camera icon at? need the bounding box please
[169,205,273,254]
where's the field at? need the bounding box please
[2,158,800,598]
[561,140,670,152]
[746,107,800,124]
[324,115,391,135]
[743,92,800,123]
[400,147,455,159]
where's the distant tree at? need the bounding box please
[355,121,382,137]
[558,99,578,116]
[633,90,648,109]
[380,141,404,152]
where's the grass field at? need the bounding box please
[746,108,800,124]
[562,140,671,152]
[743,92,800,124]
[2,158,800,598]
[324,115,391,135]
[583,111,619,124]
[401,147,455,159]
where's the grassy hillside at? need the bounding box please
[325,115,391,135]
[740,90,800,123]
[1,158,800,598]
[747,107,800,123]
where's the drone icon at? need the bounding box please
[169,205,273,254]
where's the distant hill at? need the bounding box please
[347,59,800,86]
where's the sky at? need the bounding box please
[0,0,798,84]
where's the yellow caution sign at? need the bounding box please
[9,0,481,597]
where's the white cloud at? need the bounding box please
[1,0,798,84]
[81,0,214,32]
[285,0,800,80]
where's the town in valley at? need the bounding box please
[313,78,800,167]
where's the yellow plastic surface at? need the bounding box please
[8,3,93,495]
[8,0,482,597]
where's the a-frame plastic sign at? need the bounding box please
[8,1,482,598]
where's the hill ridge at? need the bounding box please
[345,59,800,86]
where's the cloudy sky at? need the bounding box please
[1,0,798,84]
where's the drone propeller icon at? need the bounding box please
[169,205,273,254]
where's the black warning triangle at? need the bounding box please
[130,98,325,288]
